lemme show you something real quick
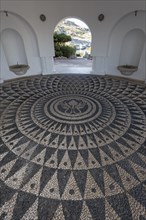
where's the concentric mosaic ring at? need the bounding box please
[44,94,101,123]
[0,74,146,219]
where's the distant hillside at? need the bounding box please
[55,20,91,47]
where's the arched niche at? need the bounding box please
[107,10,146,80]
[0,10,42,80]
[0,11,40,57]
[119,29,145,66]
[1,28,28,66]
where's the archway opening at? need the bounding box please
[53,17,92,74]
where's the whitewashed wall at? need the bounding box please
[0,0,145,82]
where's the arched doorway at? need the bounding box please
[53,17,92,74]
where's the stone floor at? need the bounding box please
[54,58,92,74]
[0,74,146,220]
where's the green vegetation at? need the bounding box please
[54,32,71,44]
[54,32,76,58]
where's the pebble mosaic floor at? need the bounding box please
[0,74,146,220]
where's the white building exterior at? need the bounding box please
[0,0,146,82]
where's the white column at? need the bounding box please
[91,56,106,75]
[40,56,55,75]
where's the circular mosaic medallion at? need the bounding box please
[0,74,146,219]
[45,95,102,123]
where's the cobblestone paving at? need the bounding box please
[0,74,146,219]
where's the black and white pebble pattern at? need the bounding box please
[0,74,146,219]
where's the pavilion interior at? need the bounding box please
[0,1,146,219]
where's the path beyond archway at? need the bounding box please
[54,58,92,74]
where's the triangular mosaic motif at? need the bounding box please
[0,74,146,219]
